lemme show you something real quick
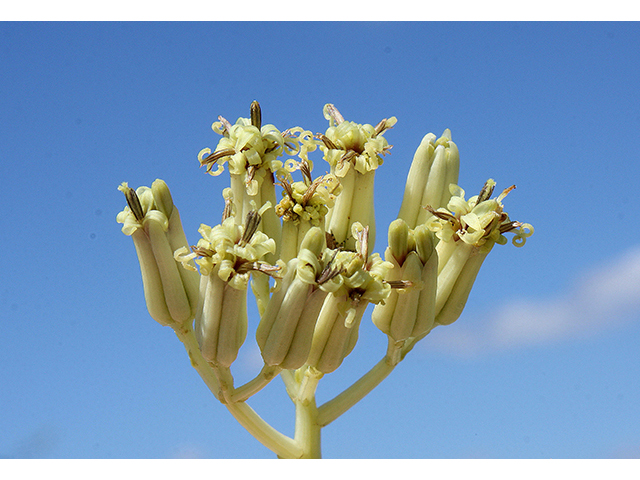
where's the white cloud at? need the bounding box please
[429,245,640,355]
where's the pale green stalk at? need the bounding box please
[231,365,281,403]
[226,402,303,459]
[317,337,402,427]
[293,368,323,459]
[173,323,302,458]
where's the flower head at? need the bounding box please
[318,103,396,176]
[425,179,533,251]
[116,180,200,326]
[328,223,393,326]
[198,101,303,196]
[175,206,278,290]
[116,181,171,236]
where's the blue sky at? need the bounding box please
[1,21,640,460]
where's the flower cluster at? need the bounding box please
[198,101,298,194]
[117,101,533,458]
[274,161,341,227]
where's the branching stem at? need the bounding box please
[317,337,403,427]
[173,323,302,458]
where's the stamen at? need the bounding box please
[372,118,387,137]
[222,195,233,222]
[301,174,329,206]
[386,280,414,289]
[255,263,282,278]
[317,134,339,150]
[200,148,236,171]
[299,159,313,185]
[241,210,262,245]
[499,220,522,234]
[373,118,395,137]
[423,205,457,226]
[477,179,496,203]
[120,184,145,222]
[264,143,279,155]
[338,150,358,168]
[355,225,369,261]
[325,103,345,125]
[281,128,301,153]
[497,185,516,202]
[250,101,261,130]
[218,115,232,135]
[236,261,281,277]
[191,245,214,258]
[276,173,294,199]
[281,128,294,137]
[317,250,343,285]
[246,165,258,187]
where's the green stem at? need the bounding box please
[294,399,321,458]
[172,323,221,400]
[232,365,281,403]
[317,338,402,427]
[213,366,235,404]
[293,367,322,459]
[280,369,298,402]
[173,323,302,459]
[226,402,303,459]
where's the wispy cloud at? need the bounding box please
[429,246,640,356]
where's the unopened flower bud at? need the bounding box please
[372,223,438,342]
[398,130,460,229]
[388,218,410,265]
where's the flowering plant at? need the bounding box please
[117,102,533,458]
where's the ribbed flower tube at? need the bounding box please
[257,227,343,370]
[372,220,438,342]
[306,223,393,373]
[116,180,200,326]
[320,104,396,251]
[195,265,248,367]
[425,179,534,328]
[174,209,278,366]
[397,129,460,229]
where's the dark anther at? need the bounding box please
[477,180,496,203]
[122,186,145,222]
[241,210,262,245]
[250,101,262,130]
